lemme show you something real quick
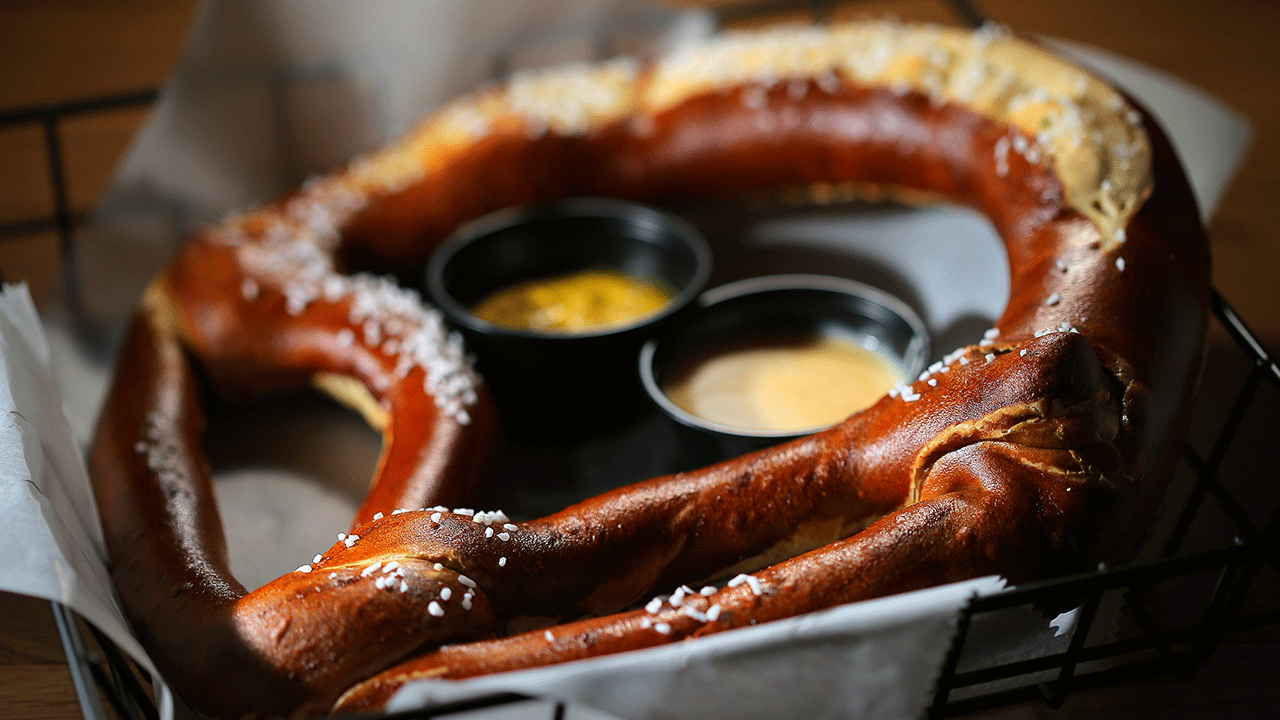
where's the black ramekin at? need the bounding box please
[427,197,712,439]
[639,274,930,468]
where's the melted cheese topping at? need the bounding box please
[352,20,1150,249]
[646,22,1150,247]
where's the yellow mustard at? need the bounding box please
[472,270,673,333]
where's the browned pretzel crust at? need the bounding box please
[87,21,1209,718]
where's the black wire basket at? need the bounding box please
[2,2,1275,718]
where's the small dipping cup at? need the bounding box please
[640,274,930,467]
[427,197,712,438]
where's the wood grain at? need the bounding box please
[0,593,90,720]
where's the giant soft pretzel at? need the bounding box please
[87,20,1210,719]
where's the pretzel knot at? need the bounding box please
[88,20,1209,719]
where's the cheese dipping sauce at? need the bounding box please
[662,334,904,433]
[472,270,673,333]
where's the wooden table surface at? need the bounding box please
[1,1,1276,718]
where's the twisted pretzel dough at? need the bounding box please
[87,21,1210,718]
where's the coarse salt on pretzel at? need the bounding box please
[87,20,1209,718]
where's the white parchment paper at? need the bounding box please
[0,284,174,720]
[388,575,1007,720]
[3,2,1253,719]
